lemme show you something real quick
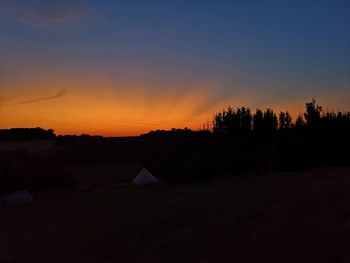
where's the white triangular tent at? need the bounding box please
[132,168,159,186]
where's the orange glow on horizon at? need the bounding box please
[2,79,349,136]
[1,81,225,136]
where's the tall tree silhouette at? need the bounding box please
[263,108,278,131]
[253,109,264,133]
[253,108,277,133]
[213,111,224,135]
[213,107,252,135]
[295,114,306,129]
[304,98,322,128]
[239,107,252,132]
[279,111,292,130]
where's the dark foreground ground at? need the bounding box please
[1,164,350,263]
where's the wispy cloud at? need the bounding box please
[14,90,66,105]
[1,0,88,27]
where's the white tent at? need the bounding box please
[132,168,159,186]
[2,190,35,206]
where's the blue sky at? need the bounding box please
[1,0,349,134]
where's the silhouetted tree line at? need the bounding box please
[141,128,210,139]
[1,99,349,186]
[213,99,350,135]
[0,128,56,141]
[140,99,349,182]
[201,98,350,177]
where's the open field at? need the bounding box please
[1,165,350,263]
[0,140,56,153]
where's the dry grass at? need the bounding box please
[1,166,350,262]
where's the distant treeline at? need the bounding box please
[1,99,350,185]
[141,128,210,138]
[0,128,56,141]
[141,99,350,137]
[139,99,350,182]
[4,99,349,141]
[212,98,350,135]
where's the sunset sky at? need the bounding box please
[1,0,349,136]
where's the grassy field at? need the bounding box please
[0,140,56,152]
[1,164,350,263]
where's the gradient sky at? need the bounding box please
[1,0,349,135]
